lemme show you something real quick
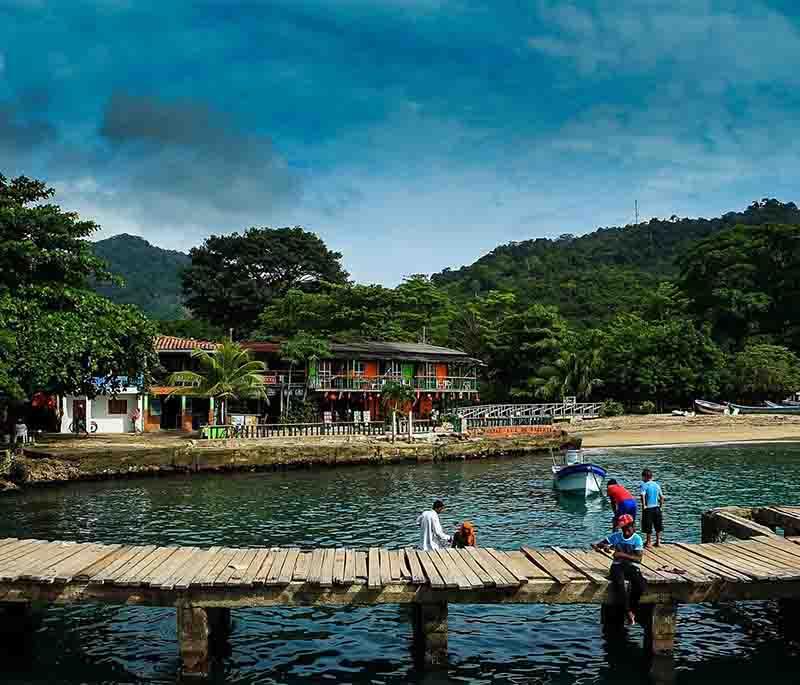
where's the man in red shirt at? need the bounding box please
[607,479,638,531]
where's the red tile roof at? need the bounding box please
[154,335,219,352]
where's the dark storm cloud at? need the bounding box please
[0,101,55,156]
[97,93,300,218]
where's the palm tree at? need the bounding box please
[167,340,267,424]
[279,332,330,418]
[381,381,416,443]
[533,348,603,401]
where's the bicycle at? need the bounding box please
[70,418,98,435]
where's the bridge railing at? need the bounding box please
[203,422,388,439]
[455,402,602,420]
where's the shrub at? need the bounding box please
[600,400,625,417]
[638,400,657,415]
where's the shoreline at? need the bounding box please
[1,431,574,493]
[571,413,800,448]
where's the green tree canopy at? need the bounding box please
[182,226,349,336]
[725,344,800,402]
[0,173,157,400]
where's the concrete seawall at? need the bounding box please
[2,431,578,492]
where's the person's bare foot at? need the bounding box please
[645,543,653,549]
[626,611,637,626]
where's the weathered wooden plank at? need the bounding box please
[197,548,239,587]
[400,550,412,579]
[708,542,797,580]
[457,548,495,587]
[750,536,800,562]
[388,549,402,581]
[0,537,19,551]
[239,548,269,587]
[663,544,749,582]
[265,548,289,586]
[427,548,458,588]
[129,547,182,587]
[415,550,445,588]
[343,549,356,584]
[278,548,301,586]
[405,548,426,584]
[147,547,199,588]
[116,546,176,586]
[676,543,760,581]
[487,548,529,584]
[0,539,43,564]
[728,539,800,571]
[367,548,381,589]
[443,548,481,589]
[0,542,69,580]
[332,548,346,585]
[550,547,607,585]
[15,543,87,582]
[506,550,553,580]
[53,544,122,584]
[93,545,155,584]
[173,547,222,590]
[293,551,311,581]
[645,547,709,584]
[520,546,571,584]
[226,548,260,586]
[307,549,325,585]
[354,550,368,580]
[0,540,52,575]
[378,549,392,586]
[319,548,335,588]
[468,547,517,588]
[74,545,135,582]
[433,549,470,589]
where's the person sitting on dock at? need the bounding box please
[592,514,645,626]
[640,469,665,548]
[607,479,637,531]
[416,500,452,551]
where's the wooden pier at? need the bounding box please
[1,506,800,677]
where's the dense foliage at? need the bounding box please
[0,174,157,401]
[182,227,349,337]
[62,192,800,409]
[92,234,190,319]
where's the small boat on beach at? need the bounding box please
[552,449,606,496]
[729,403,800,415]
[694,399,728,415]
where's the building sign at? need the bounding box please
[263,374,278,385]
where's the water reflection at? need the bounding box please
[0,444,799,683]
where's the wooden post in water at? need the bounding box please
[177,605,232,677]
[411,601,448,667]
[642,603,677,681]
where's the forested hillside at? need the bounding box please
[91,234,189,319]
[432,199,800,325]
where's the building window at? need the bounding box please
[351,360,365,377]
[108,398,128,415]
[386,361,402,378]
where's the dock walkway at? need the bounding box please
[2,505,800,677]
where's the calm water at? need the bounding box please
[1,443,800,683]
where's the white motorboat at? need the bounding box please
[552,449,607,496]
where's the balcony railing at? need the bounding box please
[308,375,478,393]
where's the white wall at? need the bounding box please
[61,390,143,434]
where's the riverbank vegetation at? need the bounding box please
[4,170,800,414]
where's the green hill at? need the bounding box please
[431,199,800,325]
[91,234,189,319]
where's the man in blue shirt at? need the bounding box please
[640,468,665,548]
[592,514,645,626]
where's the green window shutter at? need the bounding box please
[308,358,318,379]
[402,363,414,381]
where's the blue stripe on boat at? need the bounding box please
[554,463,607,479]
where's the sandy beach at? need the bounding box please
[570,413,800,448]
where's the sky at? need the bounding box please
[2,0,800,285]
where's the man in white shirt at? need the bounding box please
[416,500,452,550]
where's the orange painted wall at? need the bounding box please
[435,363,448,381]
[364,361,379,378]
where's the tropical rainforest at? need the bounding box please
[4,169,800,410]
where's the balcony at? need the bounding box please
[308,375,478,393]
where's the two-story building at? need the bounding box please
[61,335,482,433]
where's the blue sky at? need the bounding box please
[2,0,799,284]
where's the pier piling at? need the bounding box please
[412,601,448,667]
[177,606,232,677]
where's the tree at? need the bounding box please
[726,344,800,402]
[533,332,604,401]
[167,340,266,424]
[182,226,349,336]
[279,332,331,416]
[0,173,157,400]
[381,381,416,443]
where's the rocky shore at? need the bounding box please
[0,430,575,493]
